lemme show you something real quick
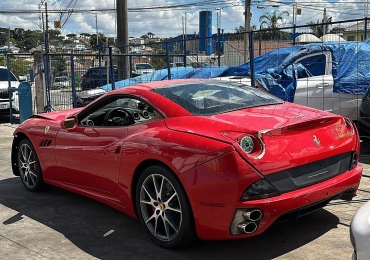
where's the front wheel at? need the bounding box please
[17,139,45,192]
[135,165,196,248]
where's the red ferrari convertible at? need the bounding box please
[11,79,362,248]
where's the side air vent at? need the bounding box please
[40,139,52,147]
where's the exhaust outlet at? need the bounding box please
[242,209,262,222]
[237,222,258,234]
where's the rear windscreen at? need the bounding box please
[152,80,283,116]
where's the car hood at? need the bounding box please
[31,108,83,122]
[165,102,357,175]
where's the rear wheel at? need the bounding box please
[17,139,45,192]
[135,165,196,248]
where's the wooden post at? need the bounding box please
[33,51,45,113]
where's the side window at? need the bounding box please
[79,96,163,127]
[297,54,326,77]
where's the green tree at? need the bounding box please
[9,58,32,78]
[66,33,77,39]
[330,26,345,34]
[23,30,43,51]
[307,16,332,37]
[259,10,290,40]
[150,49,166,70]
[49,29,63,41]
[51,56,67,77]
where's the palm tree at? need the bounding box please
[307,16,333,38]
[259,10,290,40]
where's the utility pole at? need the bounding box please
[95,14,99,47]
[323,8,327,35]
[117,0,130,80]
[7,27,10,53]
[217,7,222,30]
[293,4,296,45]
[365,0,369,39]
[45,2,49,53]
[244,0,251,62]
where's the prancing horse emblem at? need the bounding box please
[313,135,320,146]
[45,126,50,134]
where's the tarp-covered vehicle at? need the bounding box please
[219,40,370,121]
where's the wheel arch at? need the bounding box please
[11,131,29,176]
[131,159,194,219]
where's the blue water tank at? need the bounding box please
[199,11,212,56]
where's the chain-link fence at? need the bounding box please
[4,17,370,125]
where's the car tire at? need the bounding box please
[135,165,196,248]
[17,139,45,192]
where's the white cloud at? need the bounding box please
[0,0,367,38]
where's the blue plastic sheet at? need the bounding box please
[219,41,370,101]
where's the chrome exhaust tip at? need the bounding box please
[237,222,258,234]
[242,209,263,222]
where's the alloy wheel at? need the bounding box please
[139,173,182,242]
[18,142,38,189]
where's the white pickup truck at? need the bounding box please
[0,66,20,114]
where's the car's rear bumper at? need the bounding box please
[189,163,362,240]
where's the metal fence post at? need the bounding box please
[109,47,115,90]
[183,36,187,66]
[43,54,51,112]
[249,31,255,87]
[98,40,103,88]
[166,43,171,80]
[129,55,133,78]
[29,69,34,82]
[6,54,14,123]
[217,28,221,67]
[365,17,368,40]
[70,52,77,108]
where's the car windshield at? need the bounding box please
[0,68,17,81]
[136,64,153,70]
[152,81,283,116]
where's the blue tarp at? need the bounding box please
[102,67,194,91]
[102,66,228,91]
[220,40,370,101]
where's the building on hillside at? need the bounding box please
[129,37,145,53]
[0,43,20,53]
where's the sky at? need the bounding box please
[0,0,368,39]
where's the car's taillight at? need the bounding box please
[219,131,264,158]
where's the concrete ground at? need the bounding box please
[0,115,369,260]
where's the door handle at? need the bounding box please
[316,83,330,88]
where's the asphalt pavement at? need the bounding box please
[0,114,369,260]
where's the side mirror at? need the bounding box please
[61,116,78,130]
